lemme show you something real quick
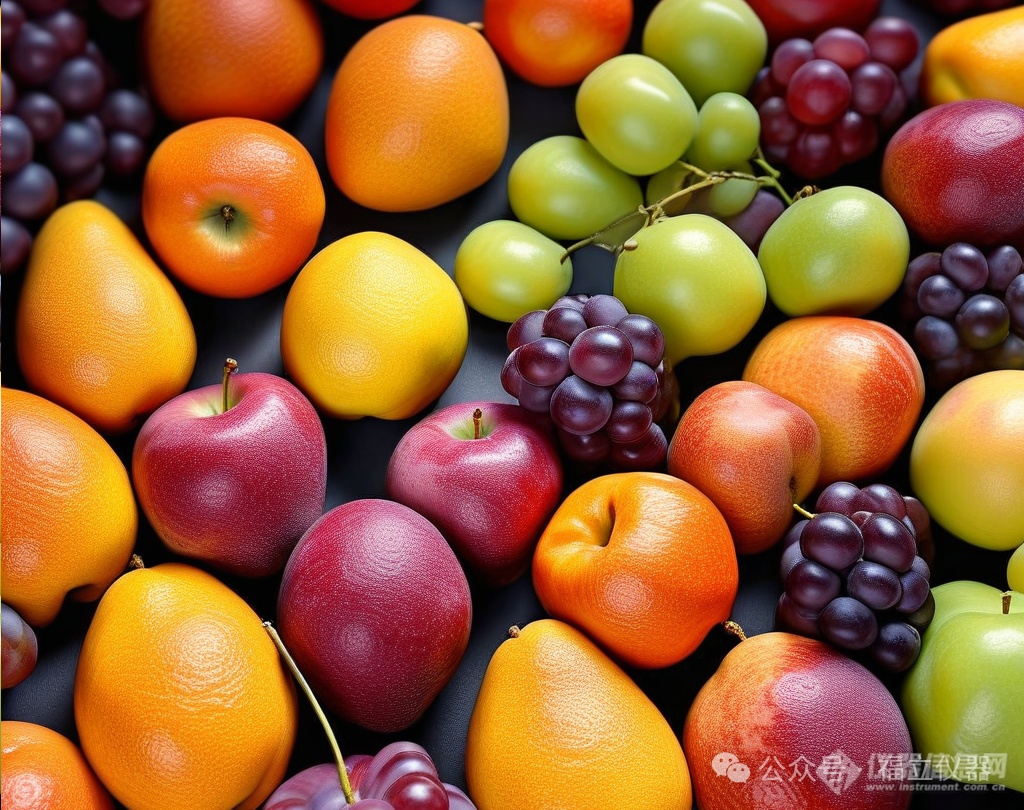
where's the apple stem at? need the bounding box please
[473,408,483,440]
[222,358,238,413]
[262,621,357,805]
[1004,591,1012,615]
[793,503,815,520]
[723,620,747,641]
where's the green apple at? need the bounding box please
[910,369,1024,551]
[613,214,765,366]
[757,186,910,317]
[901,581,1024,792]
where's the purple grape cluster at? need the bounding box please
[1,0,156,274]
[900,242,1024,391]
[751,17,919,179]
[776,481,935,673]
[502,294,678,471]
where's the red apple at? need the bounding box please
[684,631,912,810]
[667,381,821,555]
[745,0,881,44]
[385,401,563,587]
[132,360,327,577]
[277,499,472,733]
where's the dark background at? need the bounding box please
[1,1,1019,808]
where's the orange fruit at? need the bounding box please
[483,0,633,87]
[1,721,114,810]
[15,200,197,434]
[73,562,298,810]
[1,387,137,628]
[921,5,1024,108]
[280,231,469,420]
[466,618,692,810]
[325,15,509,212]
[141,0,323,122]
[142,117,325,298]
[532,471,739,669]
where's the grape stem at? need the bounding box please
[559,155,792,264]
[222,358,238,413]
[793,503,816,520]
[263,621,357,805]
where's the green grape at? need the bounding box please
[507,135,644,241]
[642,0,768,106]
[707,164,759,218]
[575,53,698,177]
[645,162,691,206]
[453,220,573,323]
[686,92,761,172]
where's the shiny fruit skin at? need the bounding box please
[909,369,1024,551]
[921,5,1024,108]
[325,15,509,212]
[613,214,766,365]
[757,186,910,317]
[466,618,692,810]
[1,387,137,628]
[482,0,633,87]
[321,0,420,19]
[745,0,881,44]
[141,0,323,122]
[73,563,298,810]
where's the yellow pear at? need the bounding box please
[16,200,197,434]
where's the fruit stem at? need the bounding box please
[1004,591,1012,615]
[128,554,145,570]
[723,620,747,641]
[220,204,236,232]
[263,621,356,805]
[472,408,483,439]
[508,625,521,638]
[793,503,816,520]
[752,151,794,206]
[222,358,238,413]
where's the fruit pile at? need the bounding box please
[3,0,1024,809]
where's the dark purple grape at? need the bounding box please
[37,8,87,57]
[719,189,785,254]
[799,512,864,571]
[542,305,588,344]
[608,422,667,470]
[2,2,26,51]
[787,559,842,611]
[556,428,610,464]
[877,85,907,132]
[11,22,63,86]
[849,61,897,117]
[846,560,902,610]
[812,28,869,70]
[779,536,806,580]
[832,109,877,161]
[928,345,984,390]
[568,326,633,386]
[515,337,570,387]
[917,273,965,317]
[1,114,35,175]
[516,380,555,414]
[21,0,69,14]
[551,294,588,312]
[99,88,154,138]
[909,555,930,581]
[814,481,860,515]
[48,55,105,114]
[788,125,842,179]
[903,495,930,540]
[46,118,106,176]
[986,245,1022,294]
[904,251,941,297]
[507,310,546,350]
[104,130,146,175]
[610,361,659,404]
[786,59,852,126]
[759,96,800,148]
[98,0,151,20]
[550,375,613,435]
[861,513,916,572]
[1005,274,1024,336]
[445,783,477,810]
[855,483,907,520]
[1,72,17,114]
[0,215,33,272]
[770,38,815,86]
[984,332,1024,371]
[14,90,64,141]
[383,772,449,810]
[782,519,808,549]
[604,400,653,444]
[1,602,39,689]
[905,590,935,631]
[869,621,921,672]
[955,293,1010,350]
[941,242,988,291]
[500,350,523,398]
[3,161,58,220]
[581,293,629,328]
[614,313,665,366]
[864,16,920,72]
[650,359,679,423]
[819,596,878,649]
[914,315,960,360]
[750,66,778,108]
[895,570,930,613]
[775,593,821,637]
[62,162,105,201]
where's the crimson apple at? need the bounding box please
[277,498,472,733]
[132,360,327,577]
[385,401,563,587]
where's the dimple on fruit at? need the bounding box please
[73,562,298,810]
[280,231,469,421]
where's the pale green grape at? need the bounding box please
[507,135,644,241]
[645,162,691,206]
[575,53,698,177]
[707,163,759,218]
[686,92,761,171]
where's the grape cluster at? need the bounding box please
[1,0,156,273]
[502,294,677,471]
[776,481,935,673]
[751,17,919,179]
[900,243,1024,391]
